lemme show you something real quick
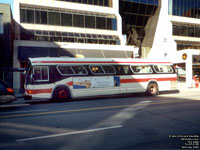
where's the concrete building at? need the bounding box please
[13,0,135,91]
[120,0,200,87]
[12,0,200,91]
[0,3,14,85]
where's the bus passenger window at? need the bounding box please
[102,66,116,74]
[116,65,130,75]
[57,66,74,75]
[153,65,173,73]
[131,65,152,74]
[90,66,104,74]
[72,66,87,75]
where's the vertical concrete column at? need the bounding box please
[186,54,193,88]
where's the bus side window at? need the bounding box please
[72,66,87,75]
[116,65,130,75]
[131,65,153,74]
[153,65,173,73]
[90,66,104,74]
[57,66,74,75]
[102,65,116,74]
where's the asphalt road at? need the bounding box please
[0,91,200,150]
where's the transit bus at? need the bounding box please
[24,57,177,101]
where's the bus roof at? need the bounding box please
[28,57,173,66]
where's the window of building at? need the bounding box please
[61,13,72,26]
[171,0,200,19]
[73,14,84,27]
[35,11,47,24]
[48,12,60,25]
[20,9,26,23]
[56,0,112,7]
[96,17,106,29]
[20,6,117,31]
[85,16,95,28]
[0,14,3,34]
[27,10,34,23]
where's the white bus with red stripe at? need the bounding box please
[24,57,177,101]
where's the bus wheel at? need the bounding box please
[52,86,71,102]
[146,83,158,96]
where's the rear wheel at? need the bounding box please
[146,83,158,96]
[52,86,71,102]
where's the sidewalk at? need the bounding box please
[177,82,200,93]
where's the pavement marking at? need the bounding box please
[0,99,190,119]
[16,125,123,142]
[0,109,48,115]
[0,103,30,108]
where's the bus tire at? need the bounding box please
[52,86,71,102]
[146,82,159,96]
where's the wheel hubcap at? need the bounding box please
[58,90,67,100]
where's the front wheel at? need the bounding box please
[52,86,71,102]
[146,83,159,96]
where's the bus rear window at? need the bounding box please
[153,65,173,73]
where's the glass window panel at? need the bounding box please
[41,66,49,80]
[20,9,26,23]
[195,27,200,37]
[73,14,84,27]
[57,66,74,75]
[41,11,47,24]
[104,0,109,6]
[48,12,60,25]
[90,66,104,74]
[33,66,41,81]
[188,26,195,37]
[85,16,95,28]
[72,66,87,75]
[96,17,106,29]
[35,11,47,24]
[0,14,3,34]
[107,18,117,30]
[94,0,98,5]
[88,0,93,4]
[153,65,173,73]
[102,65,116,74]
[61,13,72,26]
[131,65,153,74]
[27,9,34,23]
[99,0,103,6]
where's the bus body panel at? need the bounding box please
[24,57,177,100]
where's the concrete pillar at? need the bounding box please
[186,54,193,88]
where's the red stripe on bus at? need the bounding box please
[32,61,172,64]
[26,88,52,95]
[120,77,177,83]
[67,81,73,86]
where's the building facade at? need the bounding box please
[120,0,200,87]
[13,0,135,91]
[12,0,200,91]
[0,3,14,85]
